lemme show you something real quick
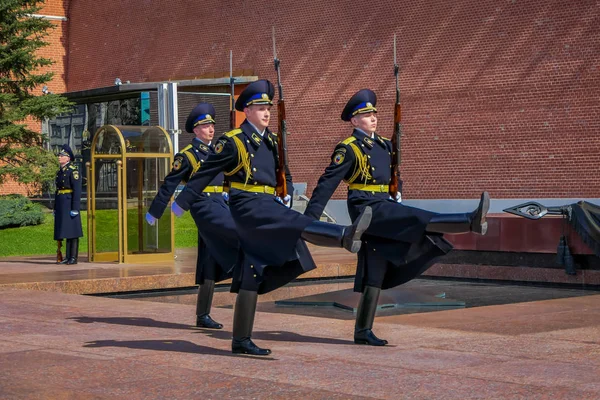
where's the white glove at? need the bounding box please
[145,212,157,226]
[69,210,79,217]
[389,192,402,203]
[222,191,229,201]
[275,194,292,208]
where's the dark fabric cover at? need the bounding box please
[569,201,600,258]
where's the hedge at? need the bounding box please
[0,195,45,229]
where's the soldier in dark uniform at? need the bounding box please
[172,80,372,356]
[305,89,490,346]
[54,144,83,265]
[146,103,238,329]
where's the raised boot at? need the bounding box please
[196,280,223,329]
[231,289,271,356]
[67,238,79,265]
[59,239,71,264]
[301,206,372,253]
[354,285,388,346]
[425,192,490,235]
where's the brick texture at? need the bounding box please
[0,0,69,195]
[7,0,600,200]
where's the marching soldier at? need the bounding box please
[146,103,238,329]
[172,80,372,356]
[54,144,83,265]
[304,89,490,346]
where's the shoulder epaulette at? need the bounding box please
[68,165,77,170]
[225,128,243,138]
[178,144,199,176]
[381,136,391,141]
[340,136,357,145]
[180,144,193,154]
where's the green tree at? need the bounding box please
[0,0,73,192]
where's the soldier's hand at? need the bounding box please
[145,212,157,226]
[222,191,229,202]
[171,201,185,217]
[69,210,79,217]
[389,193,402,203]
[275,194,292,208]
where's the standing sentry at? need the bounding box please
[54,144,83,265]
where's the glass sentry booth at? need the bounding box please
[86,125,174,263]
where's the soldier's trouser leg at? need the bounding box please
[301,206,372,253]
[195,280,223,329]
[231,289,271,356]
[354,285,388,346]
[426,192,489,235]
[59,239,71,264]
[67,238,79,265]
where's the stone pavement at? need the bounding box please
[1,287,599,399]
[0,246,357,294]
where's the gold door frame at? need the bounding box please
[87,125,175,264]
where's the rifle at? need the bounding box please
[229,50,236,130]
[223,50,235,195]
[272,27,288,201]
[389,34,402,199]
[56,240,63,263]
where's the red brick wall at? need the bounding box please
[0,0,69,196]
[37,0,69,94]
[63,0,600,200]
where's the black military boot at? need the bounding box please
[67,238,79,265]
[58,239,71,264]
[425,192,490,235]
[196,280,223,329]
[232,289,271,356]
[354,285,388,346]
[301,206,372,253]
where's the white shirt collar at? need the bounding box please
[248,121,266,137]
[354,128,375,139]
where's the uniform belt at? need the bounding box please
[348,184,389,193]
[230,182,275,194]
[202,186,223,193]
[57,189,73,195]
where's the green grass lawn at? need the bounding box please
[0,210,199,257]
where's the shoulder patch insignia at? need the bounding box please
[72,170,80,180]
[173,156,183,171]
[215,141,225,154]
[333,150,345,165]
